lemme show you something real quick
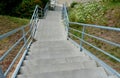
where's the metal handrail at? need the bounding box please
[43,2,50,18]
[0,2,50,77]
[69,22,120,32]
[0,25,28,40]
[0,5,40,78]
[62,3,120,77]
[69,27,120,48]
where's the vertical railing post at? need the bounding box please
[22,28,27,46]
[43,2,49,18]
[43,8,45,18]
[64,4,69,40]
[33,10,38,37]
[0,67,5,78]
[30,19,34,39]
[37,8,39,22]
[66,17,69,40]
[41,9,43,18]
[80,26,85,51]
[32,15,35,38]
[62,4,64,19]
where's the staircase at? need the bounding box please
[16,5,118,78]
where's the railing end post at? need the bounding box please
[0,67,5,78]
[80,48,83,52]
[67,37,69,40]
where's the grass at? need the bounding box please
[104,1,120,9]
[68,1,120,73]
[0,15,29,34]
[0,15,30,77]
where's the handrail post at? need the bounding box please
[62,4,64,19]
[0,67,5,78]
[63,4,70,40]
[36,6,38,22]
[80,26,85,51]
[22,28,27,46]
[66,17,69,40]
[43,2,49,18]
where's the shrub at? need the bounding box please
[0,0,49,18]
[13,0,42,18]
[69,2,106,24]
[0,0,22,15]
[70,1,78,8]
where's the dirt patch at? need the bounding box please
[105,8,120,28]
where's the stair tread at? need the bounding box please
[108,75,118,78]
[26,53,86,60]
[18,67,108,78]
[21,61,97,74]
[24,56,91,65]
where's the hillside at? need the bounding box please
[0,15,29,34]
[68,1,120,72]
[0,15,29,77]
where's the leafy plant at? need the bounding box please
[0,0,49,18]
[69,2,106,24]
[70,1,78,8]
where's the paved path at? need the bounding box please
[17,4,117,78]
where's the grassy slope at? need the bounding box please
[0,15,29,34]
[104,2,120,28]
[0,15,29,77]
[68,1,120,72]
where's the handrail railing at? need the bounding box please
[43,2,50,17]
[0,2,50,77]
[62,4,120,77]
[0,5,40,78]
[38,2,50,18]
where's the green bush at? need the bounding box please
[0,0,49,18]
[0,0,22,15]
[70,1,78,8]
[69,2,106,24]
[13,0,42,18]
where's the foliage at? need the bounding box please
[0,0,22,15]
[0,0,49,18]
[69,2,106,24]
[68,1,120,73]
[70,1,78,8]
[13,0,42,18]
[102,0,120,2]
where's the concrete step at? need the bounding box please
[20,60,97,74]
[18,67,108,78]
[26,52,87,60]
[30,40,77,49]
[108,75,118,78]
[28,49,82,57]
[29,47,80,55]
[29,42,81,56]
[17,75,25,78]
[23,56,91,66]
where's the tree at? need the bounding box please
[0,0,49,18]
[0,0,22,15]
